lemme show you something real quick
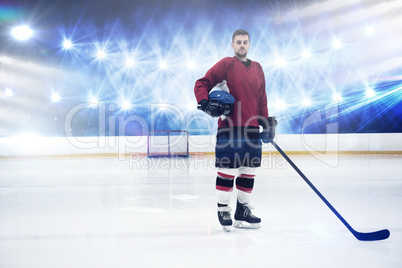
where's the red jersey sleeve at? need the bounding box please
[194,57,233,103]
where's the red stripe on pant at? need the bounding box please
[236,185,253,193]
[217,172,235,179]
[238,173,255,179]
[216,185,233,192]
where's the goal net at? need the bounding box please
[147,130,189,158]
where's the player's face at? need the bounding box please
[231,35,250,59]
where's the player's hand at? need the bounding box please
[260,130,271,143]
[197,99,226,117]
[260,117,277,143]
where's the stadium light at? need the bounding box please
[0,56,12,63]
[5,88,13,97]
[365,26,374,36]
[365,87,375,97]
[12,25,33,40]
[159,103,169,110]
[275,100,287,110]
[275,57,287,68]
[302,98,312,107]
[96,50,106,60]
[51,93,61,103]
[125,58,135,67]
[121,100,131,110]
[332,39,342,49]
[333,92,342,102]
[187,60,196,70]
[62,39,73,49]
[302,49,311,59]
[88,96,99,107]
[159,60,167,69]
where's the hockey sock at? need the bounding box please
[216,171,235,205]
[235,174,255,205]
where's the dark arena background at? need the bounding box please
[1,0,401,137]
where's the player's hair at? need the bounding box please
[232,29,250,43]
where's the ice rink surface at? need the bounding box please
[0,153,401,268]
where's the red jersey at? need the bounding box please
[194,56,268,128]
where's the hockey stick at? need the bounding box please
[270,140,390,241]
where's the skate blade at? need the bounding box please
[222,226,231,232]
[233,220,261,229]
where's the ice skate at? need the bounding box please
[233,200,261,229]
[217,206,233,232]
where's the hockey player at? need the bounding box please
[194,29,277,231]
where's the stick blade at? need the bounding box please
[354,229,390,241]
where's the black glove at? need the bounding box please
[197,99,226,118]
[259,116,277,143]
